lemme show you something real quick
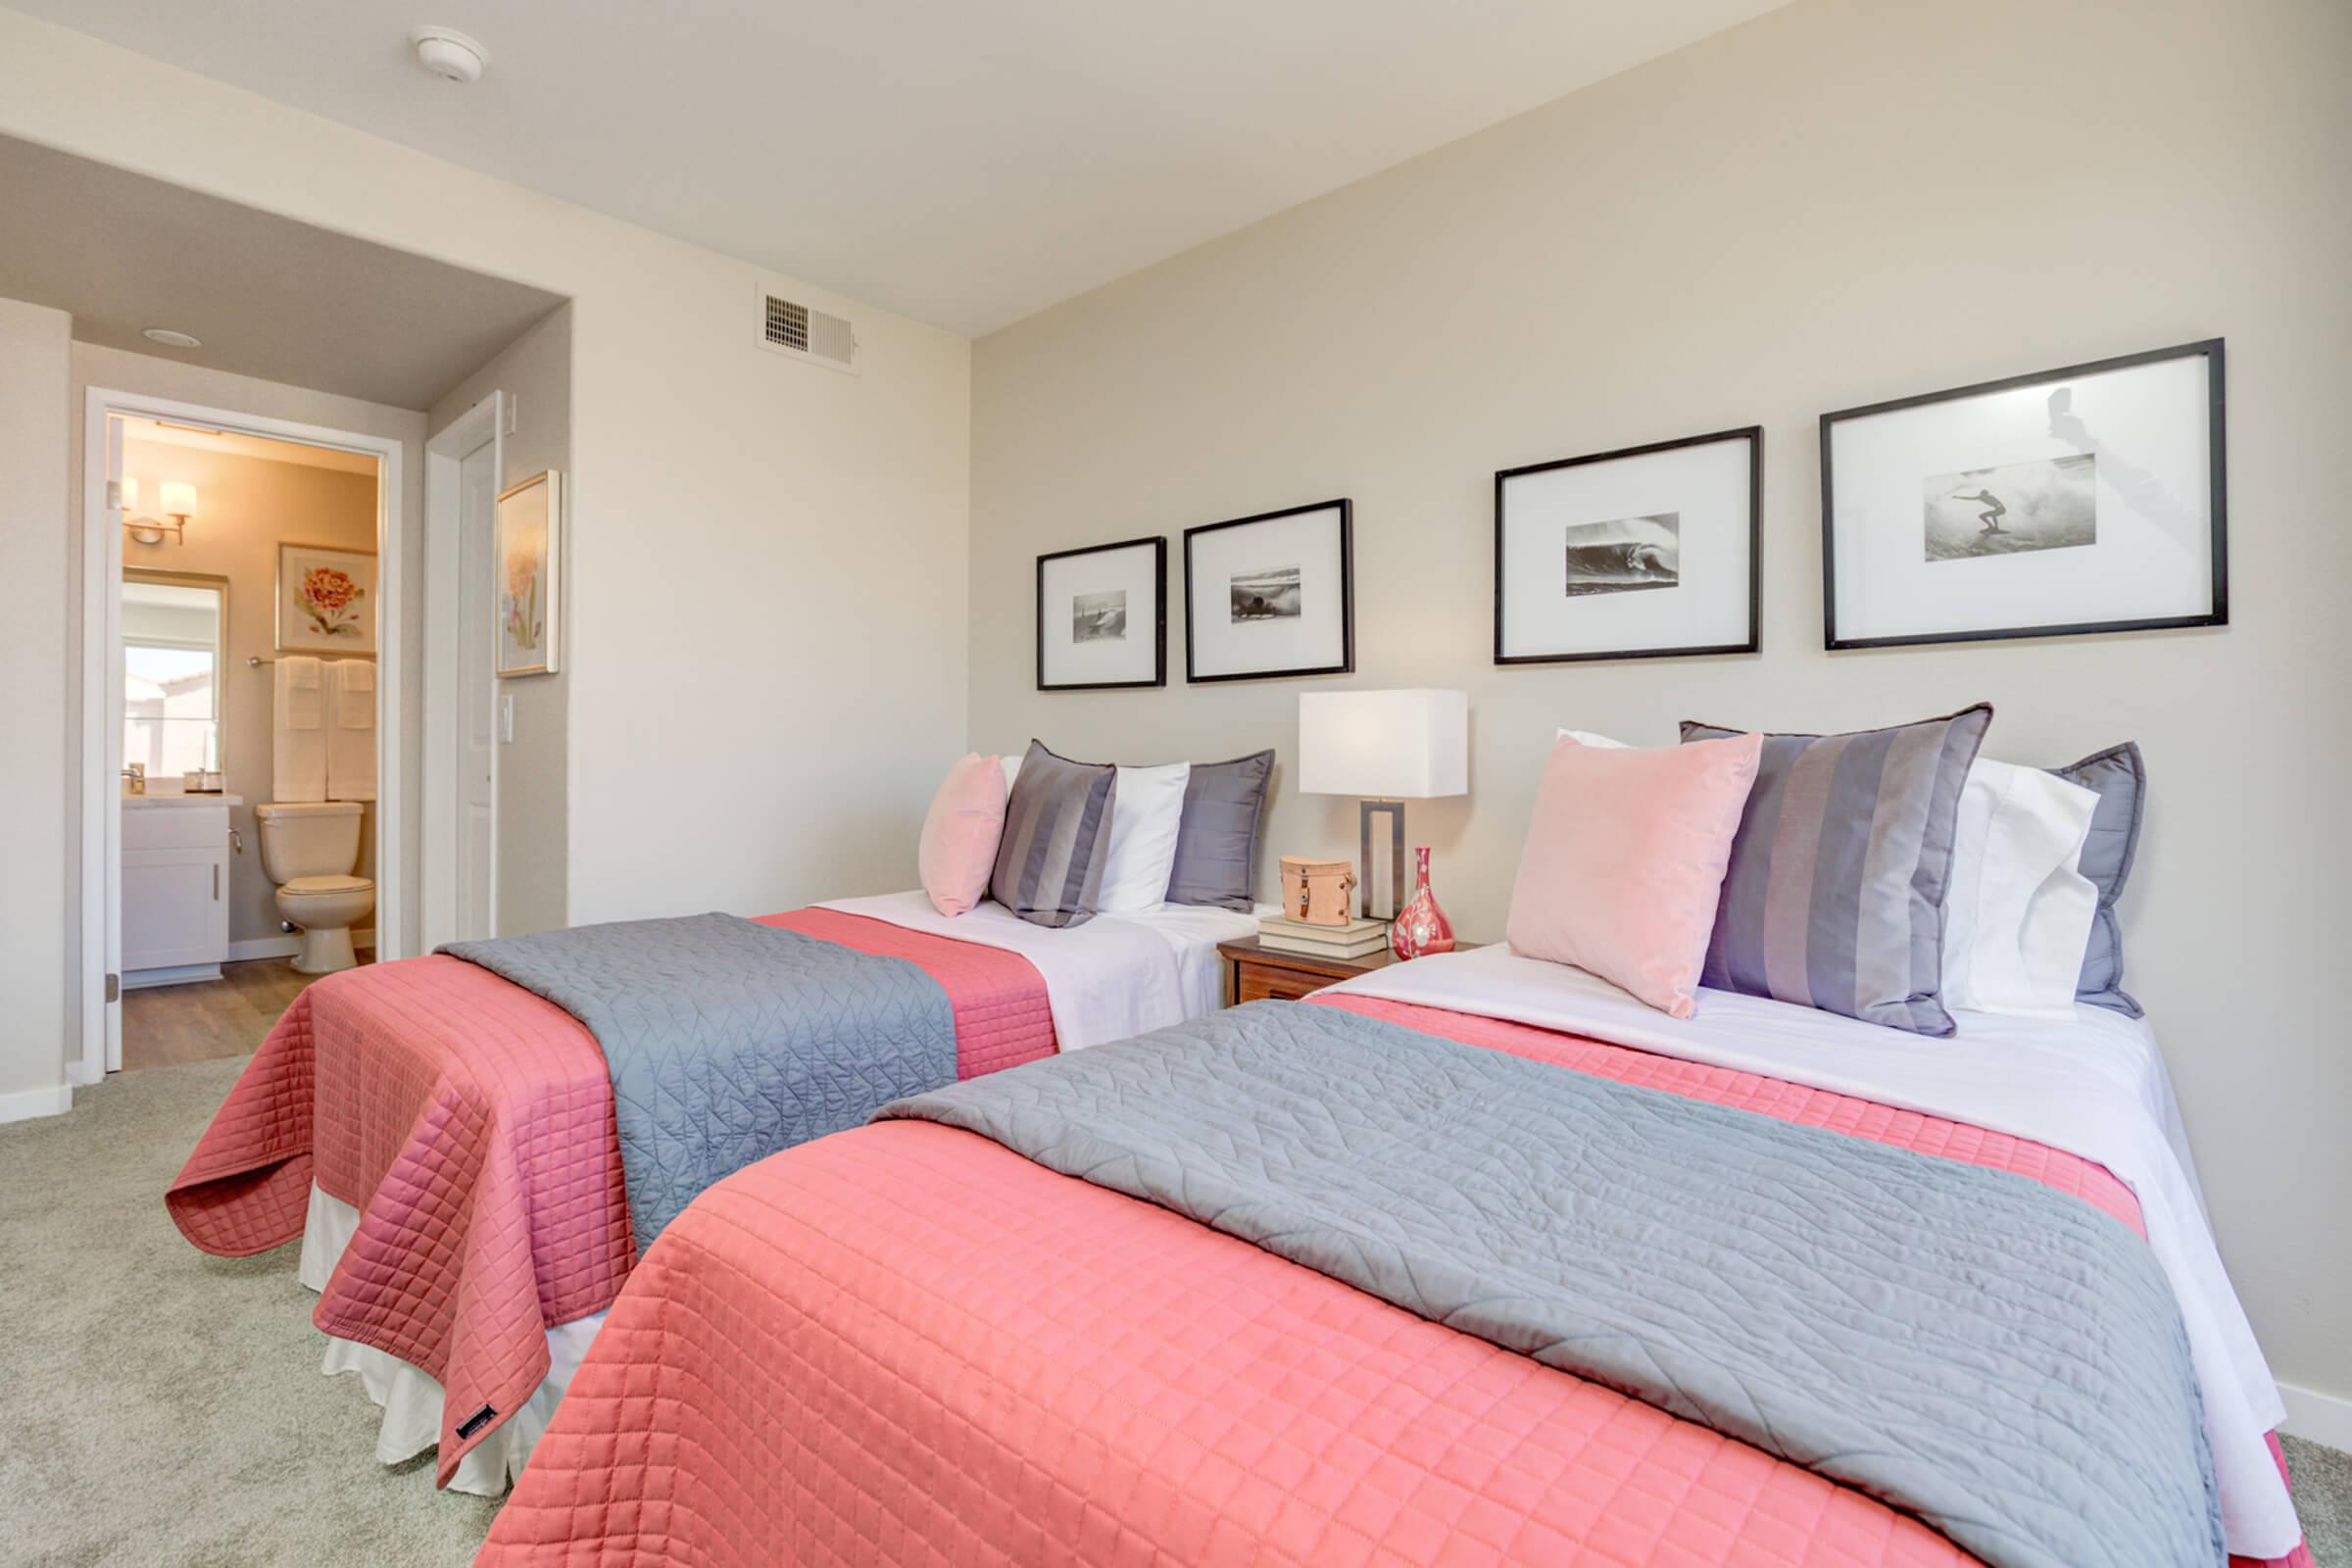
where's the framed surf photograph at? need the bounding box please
[1822,339,2226,649]
[1183,500,1353,683]
[1035,534,1166,691]
[495,470,562,677]
[1494,427,1761,664]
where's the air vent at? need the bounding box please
[755,287,858,375]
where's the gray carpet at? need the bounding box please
[0,1056,499,1567]
[1,1055,2346,1567]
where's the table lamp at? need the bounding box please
[1298,689,1469,921]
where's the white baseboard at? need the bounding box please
[227,929,374,964]
[2280,1380,2352,1453]
[121,963,224,991]
[0,1081,74,1124]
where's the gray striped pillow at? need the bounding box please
[990,742,1119,928]
[1680,706,1992,1036]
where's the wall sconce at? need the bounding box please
[123,477,198,546]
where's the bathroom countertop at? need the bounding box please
[122,792,244,808]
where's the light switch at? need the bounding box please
[500,694,514,744]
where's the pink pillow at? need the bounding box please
[1505,731,1762,1019]
[919,754,1008,916]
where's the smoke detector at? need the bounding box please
[409,25,488,84]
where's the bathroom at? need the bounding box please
[117,416,378,1069]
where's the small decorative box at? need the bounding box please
[1278,856,1357,927]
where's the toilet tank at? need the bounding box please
[254,801,365,882]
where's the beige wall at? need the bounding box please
[970,0,2352,1409]
[2,8,971,998]
[121,437,379,946]
[428,304,572,937]
[0,297,72,1113]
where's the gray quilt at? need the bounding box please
[444,913,955,1250]
[880,1001,2223,1568]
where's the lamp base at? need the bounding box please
[1358,799,1407,922]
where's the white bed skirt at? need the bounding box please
[296,1183,606,1496]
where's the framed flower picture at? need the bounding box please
[275,542,377,655]
[1494,427,1761,663]
[496,470,562,677]
[1822,339,2226,648]
[1183,500,1353,683]
[1036,534,1166,691]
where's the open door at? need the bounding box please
[420,391,503,949]
[101,413,126,1073]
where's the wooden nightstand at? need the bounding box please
[1217,935,1399,1005]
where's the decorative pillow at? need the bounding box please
[998,753,1023,799]
[1166,750,1276,911]
[1680,705,1993,1036]
[1941,760,2099,1018]
[917,754,1008,917]
[1096,761,1193,914]
[990,742,1118,928]
[1506,731,1762,1019]
[2049,742,2146,1017]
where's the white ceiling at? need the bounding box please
[8,0,1788,336]
[125,417,381,475]
[0,133,565,410]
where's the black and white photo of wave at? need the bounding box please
[1071,589,1127,643]
[1229,564,1301,621]
[1924,454,2097,562]
[1563,514,1680,596]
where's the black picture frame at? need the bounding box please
[1034,534,1167,691]
[1821,339,2227,651]
[1183,499,1355,684]
[1493,425,1763,665]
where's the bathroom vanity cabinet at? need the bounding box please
[122,796,236,987]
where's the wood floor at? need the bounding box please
[121,953,373,1071]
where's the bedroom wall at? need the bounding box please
[0,297,73,1118]
[1,11,971,1075]
[428,303,573,939]
[969,0,2352,1418]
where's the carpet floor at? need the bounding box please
[1,1054,2346,1566]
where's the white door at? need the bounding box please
[103,414,125,1072]
[456,437,499,940]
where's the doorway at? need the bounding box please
[77,389,405,1082]
[421,391,504,949]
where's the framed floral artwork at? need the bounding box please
[275,542,377,655]
[496,470,562,677]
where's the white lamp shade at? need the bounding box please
[159,480,197,517]
[1298,689,1468,799]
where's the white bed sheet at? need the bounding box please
[1325,946,2297,1558]
[818,891,1267,1050]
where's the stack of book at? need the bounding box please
[1256,914,1390,960]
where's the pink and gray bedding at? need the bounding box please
[879,998,2221,1568]
[990,740,1118,927]
[2050,740,2146,1016]
[1682,705,1992,1035]
[168,907,1054,1486]
[441,912,956,1249]
[1164,746,1275,909]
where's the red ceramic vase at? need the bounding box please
[1391,846,1455,961]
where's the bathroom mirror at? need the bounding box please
[122,569,227,778]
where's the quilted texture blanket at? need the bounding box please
[480,994,2300,1567]
[167,908,1054,1486]
[443,912,956,1249]
[879,1000,2220,1568]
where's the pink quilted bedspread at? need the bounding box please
[479,994,2310,1567]
[165,907,1055,1486]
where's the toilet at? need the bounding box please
[253,801,374,974]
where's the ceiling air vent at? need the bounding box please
[756,287,858,375]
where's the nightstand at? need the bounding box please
[1217,935,1399,1005]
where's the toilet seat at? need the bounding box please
[281,874,372,898]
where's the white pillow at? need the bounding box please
[1556,727,1631,749]
[998,754,1023,798]
[1095,761,1192,914]
[1941,760,2100,1017]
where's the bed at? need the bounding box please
[164,892,1262,1494]
[474,947,2313,1567]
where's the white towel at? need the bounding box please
[272,658,327,803]
[327,660,377,803]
